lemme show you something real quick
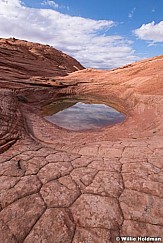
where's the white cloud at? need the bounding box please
[41,0,69,10]
[0,0,138,69]
[41,1,59,9]
[134,21,163,43]
[128,7,136,18]
[0,0,21,6]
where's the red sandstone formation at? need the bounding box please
[0,37,84,89]
[0,38,163,242]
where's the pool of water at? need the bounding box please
[42,96,126,131]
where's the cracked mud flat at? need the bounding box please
[0,39,163,242]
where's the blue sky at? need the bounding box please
[0,0,162,69]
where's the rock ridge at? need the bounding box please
[0,38,163,242]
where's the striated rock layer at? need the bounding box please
[0,37,84,88]
[0,38,163,242]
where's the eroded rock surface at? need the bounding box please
[0,38,163,242]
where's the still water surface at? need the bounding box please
[43,97,125,131]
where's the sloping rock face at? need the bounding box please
[0,38,163,242]
[0,38,84,88]
[0,38,84,152]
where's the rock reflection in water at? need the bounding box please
[44,102,125,131]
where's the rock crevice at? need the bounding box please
[0,39,163,242]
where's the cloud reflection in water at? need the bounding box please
[45,102,125,131]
